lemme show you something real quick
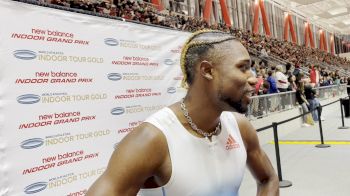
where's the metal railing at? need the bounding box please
[247,84,347,120]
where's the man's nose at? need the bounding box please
[248,76,258,86]
[247,71,258,86]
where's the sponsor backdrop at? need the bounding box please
[0,1,188,195]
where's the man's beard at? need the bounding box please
[220,94,248,114]
[217,79,248,114]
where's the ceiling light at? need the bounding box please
[290,2,298,8]
[344,19,350,25]
[328,7,348,16]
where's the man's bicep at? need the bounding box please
[246,145,276,184]
[244,126,274,182]
[86,150,146,196]
[235,114,276,183]
[86,171,128,196]
[87,124,167,195]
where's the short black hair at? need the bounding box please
[181,30,237,86]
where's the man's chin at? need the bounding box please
[234,106,248,114]
[220,97,248,114]
[226,102,248,114]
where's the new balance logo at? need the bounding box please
[226,134,240,150]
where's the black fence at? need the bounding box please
[256,95,350,188]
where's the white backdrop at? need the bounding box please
[0,1,188,195]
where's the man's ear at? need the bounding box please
[199,61,214,80]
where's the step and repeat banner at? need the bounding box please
[0,1,188,195]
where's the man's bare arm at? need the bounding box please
[86,123,168,196]
[235,113,279,196]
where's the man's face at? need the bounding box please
[212,41,257,113]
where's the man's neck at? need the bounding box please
[181,93,222,135]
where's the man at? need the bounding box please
[292,63,301,79]
[259,47,269,67]
[276,65,288,93]
[284,62,292,77]
[304,84,324,121]
[87,30,279,196]
[309,64,316,87]
[251,60,257,77]
[276,65,289,109]
[314,65,320,87]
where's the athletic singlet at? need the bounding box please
[138,107,247,196]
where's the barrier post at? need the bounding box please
[264,97,268,115]
[315,106,330,148]
[288,92,293,109]
[348,95,350,117]
[338,98,349,129]
[348,96,350,113]
[272,122,292,188]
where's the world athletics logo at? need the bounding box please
[167,87,176,94]
[107,73,122,81]
[17,94,41,104]
[104,38,119,46]
[13,50,37,60]
[164,59,175,65]
[24,182,48,194]
[111,107,125,115]
[20,138,44,149]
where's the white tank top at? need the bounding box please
[138,107,247,196]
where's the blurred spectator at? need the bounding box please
[296,81,314,126]
[285,62,292,77]
[276,65,289,109]
[251,60,257,77]
[304,84,324,121]
[309,64,317,87]
[276,65,288,93]
[334,76,341,85]
[287,75,297,91]
[259,47,269,67]
[262,80,270,95]
[293,63,302,78]
[267,70,278,94]
[255,73,264,95]
[267,70,278,111]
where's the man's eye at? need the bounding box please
[240,64,249,72]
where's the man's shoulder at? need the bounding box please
[231,113,256,149]
[149,106,179,118]
[131,122,166,142]
[114,122,168,156]
[113,122,169,166]
[231,113,252,132]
